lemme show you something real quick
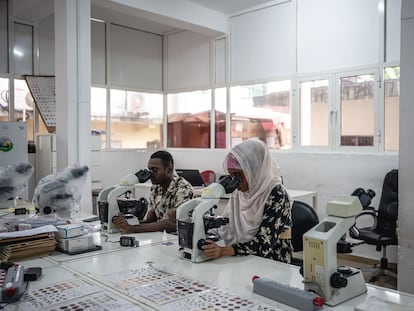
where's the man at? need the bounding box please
[112,150,193,233]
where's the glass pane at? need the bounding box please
[215,87,226,149]
[110,89,163,149]
[14,79,34,141]
[91,87,107,148]
[13,23,33,75]
[299,80,329,146]
[0,77,8,120]
[340,74,374,146]
[167,90,211,148]
[230,81,292,149]
[384,67,399,151]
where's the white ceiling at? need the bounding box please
[12,0,275,35]
[92,0,276,35]
[186,0,275,14]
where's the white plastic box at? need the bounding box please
[57,233,95,253]
[56,224,84,239]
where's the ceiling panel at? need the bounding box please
[187,0,275,15]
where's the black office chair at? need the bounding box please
[291,200,319,266]
[349,169,398,283]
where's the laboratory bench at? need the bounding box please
[3,229,413,311]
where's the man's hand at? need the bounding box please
[112,213,134,233]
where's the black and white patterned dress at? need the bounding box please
[231,184,293,263]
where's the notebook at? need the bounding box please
[175,169,205,187]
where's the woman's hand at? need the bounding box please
[112,213,133,233]
[202,240,235,259]
[202,240,223,259]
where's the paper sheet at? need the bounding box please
[0,224,57,239]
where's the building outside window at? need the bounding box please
[108,89,163,149]
[0,77,9,121]
[299,79,329,147]
[13,79,35,140]
[230,80,292,149]
[167,90,212,148]
[91,87,107,148]
[214,87,227,149]
[340,74,375,147]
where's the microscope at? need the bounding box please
[0,162,34,208]
[98,169,153,233]
[33,165,89,217]
[303,195,367,306]
[177,174,241,263]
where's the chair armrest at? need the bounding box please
[349,210,378,239]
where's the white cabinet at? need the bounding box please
[35,134,56,183]
[90,134,102,189]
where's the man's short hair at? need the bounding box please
[150,150,174,168]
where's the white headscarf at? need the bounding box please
[218,139,286,245]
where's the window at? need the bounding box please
[340,74,375,147]
[0,77,8,120]
[215,88,227,149]
[230,81,292,149]
[109,89,163,149]
[298,69,396,152]
[299,79,329,147]
[384,67,399,151]
[91,87,107,148]
[167,90,212,148]
[14,79,35,141]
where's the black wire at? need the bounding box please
[100,233,119,243]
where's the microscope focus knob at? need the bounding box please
[330,272,348,289]
[197,239,208,250]
[43,206,52,214]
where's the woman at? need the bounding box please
[202,139,293,263]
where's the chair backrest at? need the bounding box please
[291,200,319,252]
[200,170,216,185]
[376,169,398,236]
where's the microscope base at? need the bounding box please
[101,222,120,234]
[325,269,367,306]
[178,248,209,263]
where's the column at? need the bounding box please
[54,0,92,213]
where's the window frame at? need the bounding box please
[334,68,381,152]
[382,64,400,152]
[293,74,334,151]
[293,67,393,153]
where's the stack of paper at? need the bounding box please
[0,225,57,261]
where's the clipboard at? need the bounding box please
[24,75,56,133]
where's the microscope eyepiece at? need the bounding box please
[351,187,376,209]
[219,173,242,194]
[135,169,153,183]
